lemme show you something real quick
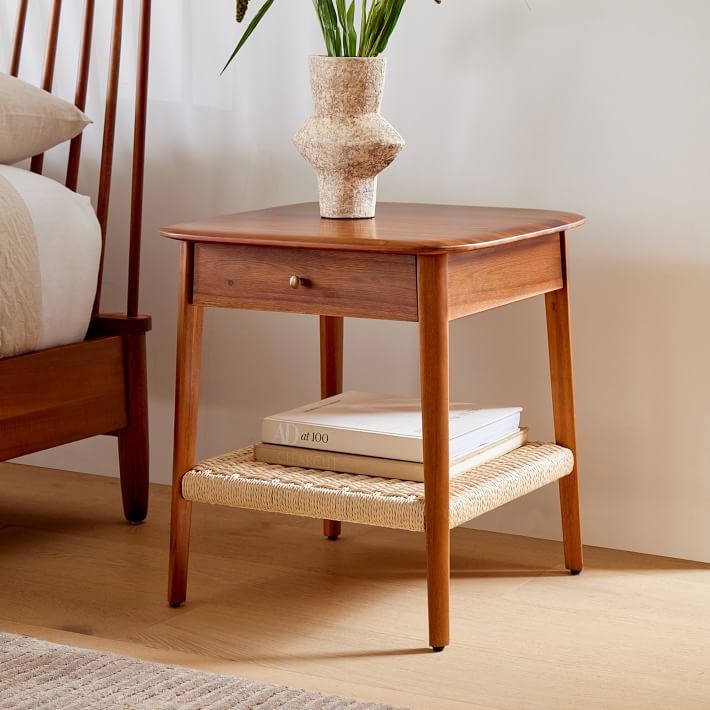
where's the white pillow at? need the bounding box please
[0,73,91,165]
[0,165,101,358]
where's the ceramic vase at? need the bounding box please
[293,56,405,219]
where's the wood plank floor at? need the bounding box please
[1,461,709,709]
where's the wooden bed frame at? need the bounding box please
[1,0,152,523]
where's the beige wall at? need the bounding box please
[4,0,710,563]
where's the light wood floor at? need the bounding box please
[1,462,709,709]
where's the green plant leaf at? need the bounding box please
[316,0,342,56]
[340,0,355,56]
[358,0,367,55]
[346,1,357,56]
[221,0,276,74]
[222,0,425,70]
[363,0,406,56]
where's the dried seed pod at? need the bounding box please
[236,0,249,22]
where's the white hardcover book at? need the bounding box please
[261,391,522,463]
[254,428,528,482]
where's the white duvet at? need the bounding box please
[0,165,101,357]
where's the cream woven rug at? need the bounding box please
[0,633,401,709]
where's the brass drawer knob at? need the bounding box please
[289,275,301,289]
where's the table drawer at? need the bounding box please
[193,244,419,321]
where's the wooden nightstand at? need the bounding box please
[162,202,585,651]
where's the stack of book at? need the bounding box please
[254,391,527,482]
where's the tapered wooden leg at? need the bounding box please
[322,519,341,540]
[117,332,149,523]
[545,233,583,574]
[418,255,450,651]
[320,315,344,540]
[169,243,204,607]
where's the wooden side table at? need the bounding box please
[163,202,585,651]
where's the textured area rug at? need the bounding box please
[0,633,402,709]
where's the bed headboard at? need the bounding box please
[9,0,152,318]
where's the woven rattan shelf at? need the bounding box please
[182,443,574,532]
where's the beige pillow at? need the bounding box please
[0,73,91,165]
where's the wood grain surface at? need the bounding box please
[0,337,127,460]
[169,243,204,607]
[417,255,451,649]
[447,234,563,320]
[545,234,583,573]
[320,315,344,541]
[162,202,585,255]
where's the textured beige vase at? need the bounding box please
[293,56,405,219]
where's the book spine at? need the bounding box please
[448,416,521,459]
[256,429,528,482]
[261,419,423,462]
[448,429,527,476]
[254,444,424,480]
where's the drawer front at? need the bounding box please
[193,244,419,321]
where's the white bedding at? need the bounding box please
[0,165,101,357]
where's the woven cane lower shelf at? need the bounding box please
[182,443,574,532]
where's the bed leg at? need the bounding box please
[118,332,149,523]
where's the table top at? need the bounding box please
[162,202,585,255]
